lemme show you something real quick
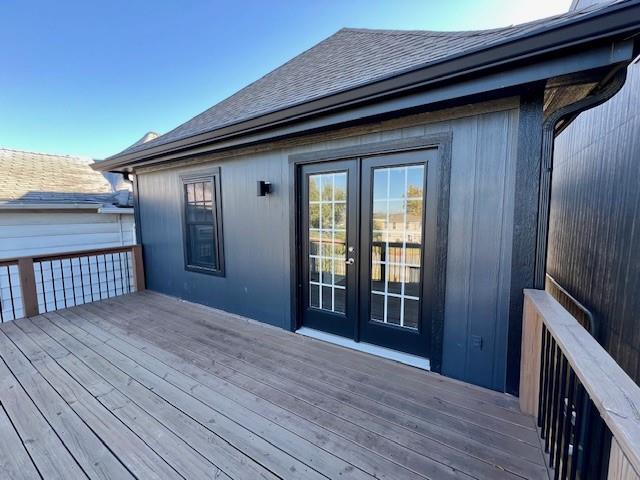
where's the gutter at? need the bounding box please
[0,202,102,211]
[96,0,640,171]
[98,206,134,214]
[533,68,627,290]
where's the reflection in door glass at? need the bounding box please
[309,172,347,314]
[370,165,424,329]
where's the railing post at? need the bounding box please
[608,438,640,480]
[18,258,39,317]
[132,245,145,292]
[519,293,543,417]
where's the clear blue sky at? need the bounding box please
[0,0,570,159]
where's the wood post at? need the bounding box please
[519,294,542,417]
[608,438,640,480]
[132,245,145,292]
[17,258,38,318]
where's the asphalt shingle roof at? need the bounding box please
[114,1,622,159]
[0,148,132,207]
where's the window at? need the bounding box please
[181,169,224,275]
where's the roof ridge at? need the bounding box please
[0,147,93,162]
[339,26,511,37]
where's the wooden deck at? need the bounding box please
[0,292,548,480]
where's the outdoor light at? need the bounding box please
[257,180,273,196]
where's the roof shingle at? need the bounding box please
[114,1,620,159]
[0,148,132,207]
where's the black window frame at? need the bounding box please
[180,168,225,276]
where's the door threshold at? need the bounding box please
[296,327,431,371]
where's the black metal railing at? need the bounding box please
[34,250,134,313]
[520,290,640,480]
[0,260,22,322]
[538,324,613,479]
[0,245,144,322]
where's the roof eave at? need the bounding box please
[0,202,103,211]
[95,0,640,172]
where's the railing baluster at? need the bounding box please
[570,382,585,480]
[117,252,124,295]
[95,255,103,300]
[103,254,109,297]
[59,259,68,309]
[79,257,86,304]
[8,265,16,320]
[110,253,117,297]
[50,260,58,310]
[553,355,568,473]
[87,255,95,302]
[545,338,557,450]
[38,262,47,312]
[69,258,77,306]
[559,367,576,479]
[538,325,548,428]
[0,247,142,321]
[0,265,5,322]
[125,251,132,293]
[520,291,636,480]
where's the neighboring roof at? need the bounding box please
[103,0,640,168]
[129,131,159,148]
[0,148,133,208]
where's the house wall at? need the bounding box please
[548,59,640,382]
[0,211,135,320]
[0,211,135,259]
[136,99,521,391]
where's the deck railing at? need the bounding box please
[0,245,144,322]
[520,289,640,480]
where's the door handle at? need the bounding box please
[345,258,355,265]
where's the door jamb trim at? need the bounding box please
[288,132,452,372]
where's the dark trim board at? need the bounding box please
[97,0,640,172]
[288,134,452,372]
[505,88,544,395]
[179,167,226,277]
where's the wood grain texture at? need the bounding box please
[62,301,547,480]
[131,244,145,291]
[609,438,640,480]
[0,325,135,480]
[524,289,640,476]
[0,291,550,479]
[17,257,38,317]
[519,294,542,417]
[0,403,41,480]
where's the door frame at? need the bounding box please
[288,133,452,373]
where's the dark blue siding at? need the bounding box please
[138,150,291,328]
[135,101,522,391]
[549,61,640,380]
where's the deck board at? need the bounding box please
[0,292,549,479]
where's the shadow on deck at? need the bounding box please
[0,291,548,479]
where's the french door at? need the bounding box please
[300,149,438,357]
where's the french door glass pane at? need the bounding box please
[370,164,424,330]
[309,171,347,314]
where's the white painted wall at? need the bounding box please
[0,210,136,321]
[0,211,135,259]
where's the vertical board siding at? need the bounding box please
[549,62,640,383]
[137,106,520,390]
[442,109,518,390]
[139,150,291,328]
